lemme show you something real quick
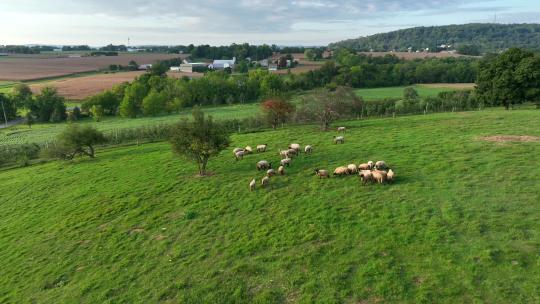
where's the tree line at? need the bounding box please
[329,23,540,54]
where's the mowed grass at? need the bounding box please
[0,103,261,146]
[356,84,474,101]
[1,109,539,303]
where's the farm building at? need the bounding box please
[138,64,152,70]
[268,64,278,71]
[171,63,208,73]
[209,57,236,70]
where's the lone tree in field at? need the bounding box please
[54,125,107,159]
[169,108,230,176]
[297,86,362,131]
[261,97,295,129]
[476,48,540,110]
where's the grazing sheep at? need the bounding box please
[280,158,292,167]
[249,179,256,191]
[233,148,243,155]
[257,160,272,171]
[375,161,388,170]
[261,176,270,188]
[338,127,346,133]
[304,145,313,154]
[314,169,330,178]
[235,150,245,160]
[256,144,267,153]
[278,166,285,175]
[372,170,388,184]
[288,148,298,157]
[289,143,301,152]
[244,146,253,154]
[279,150,291,159]
[387,169,395,183]
[333,166,349,176]
[368,161,374,170]
[267,169,276,177]
[359,170,373,185]
[358,163,371,170]
[334,136,345,144]
[347,164,358,174]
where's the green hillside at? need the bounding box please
[1,109,539,303]
[330,23,540,53]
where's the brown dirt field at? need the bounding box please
[0,53,187,81]
[479,135,540,143]
[358,51,477,60]
[30,70,204,100]
[418,83,476,89]
[272,63,322,75]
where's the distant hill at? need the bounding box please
[329,23,540,53]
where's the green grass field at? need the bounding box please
[0,103,261,146]
[356,84,472,101]
[1,109,539,303]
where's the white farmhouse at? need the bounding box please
[209,57,236,70]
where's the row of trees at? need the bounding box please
[2,85,68,124]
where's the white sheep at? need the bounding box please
[280,158,292,167]
[358,163,371,170]
[338,127,346,133]
[244,146,253,154]
[249,179,256,191]
[333,166,349,176]
[367,161,374,170]
[261,176,270,188]
[289,143,301,152]
[279,150,291,159]
[387,169,395,183]
[233,148,243,155]
[372,170,387,184]
[347,164,358,174]
[256,144,268,153]
[315,169,330,178]
[267,169,276,177]
[375,161,388,170]
[359,170,373,185]
[334,136,345,144]
[304,145,313,154]
[278,166,285,175]
[257,160,272,171]
[235,150,245,160]
[287,148,298,157]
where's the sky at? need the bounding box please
[1,0,539,46]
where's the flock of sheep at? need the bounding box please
[230,126,395,191]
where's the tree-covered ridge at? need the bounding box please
[329,23,540,53]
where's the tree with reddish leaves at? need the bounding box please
[261,98,295,129]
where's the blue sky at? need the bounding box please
[1,0,539,46]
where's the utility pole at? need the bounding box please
[0,94,8,127]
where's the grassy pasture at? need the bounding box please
[356,84,474,101]
[0,103,261,146]
[1,109,539,303]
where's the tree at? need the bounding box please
[403,87,419,100]
[476,48,538,110]
[304,49,316,61]
[120,82,147,118]
[296,87,360,130]
[11,83,33,108]
[169,108,230,176]
[90,105,104,122]
[149,62,168,76]
[261,97,295,129]
[25,112,34,128]
[457,44,481,56]
[30,87,66,122]
[53,125,107,159]
[142,90,166,116]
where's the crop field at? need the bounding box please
[1,109,539,302]
[0,53,187,81]
[358,51,478,60]
[356,84,474,101]
[0,103,261,146]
